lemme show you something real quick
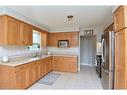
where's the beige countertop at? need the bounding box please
[0,54,77,67]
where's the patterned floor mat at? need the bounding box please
[37,72,61,86]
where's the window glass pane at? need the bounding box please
[28,30,41,51]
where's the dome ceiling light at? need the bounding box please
[67,15,73,21]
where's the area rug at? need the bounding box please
[37,72,61,86]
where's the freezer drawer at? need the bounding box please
[101,66,114,89]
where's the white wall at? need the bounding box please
[80,26,103,42]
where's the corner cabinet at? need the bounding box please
[0,15,33,46]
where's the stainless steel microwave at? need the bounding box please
[58,40,69,48]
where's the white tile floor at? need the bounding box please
[28,66,103,89]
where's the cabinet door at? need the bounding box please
[48,58,52,71]
[21,23,33,46]
[53,34,59,47]
[61,60,69,71]
[7,17,21,45]
[28,64,34,85]
[33,63,40,81]
[70,33,79,47]
[61,58,77,72]
[114,6,127,32]
[15,69,29,89]
[52,57,60,71]
[41,33,47,47]
[115,30,125,68]
[115,66,125,89]
[40,61,44,77]
[115,29,126,89]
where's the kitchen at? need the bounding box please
[0,6,126,90]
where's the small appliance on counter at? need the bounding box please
[46,51,52,55]
[1,56,9,63]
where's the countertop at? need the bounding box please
[0,54,78,67]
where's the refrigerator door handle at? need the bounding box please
[101,39,105,63]
[102,66,109,74]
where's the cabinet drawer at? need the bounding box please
[15,63,32,72]
[60,57,77,62]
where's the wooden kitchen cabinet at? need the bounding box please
[45,57,52,73]
[41,32,48,47]
[7,17,21,45]
[115,66,126,89]
[0,56,77,89]
[48,32,79,47]
[15,68,29,89]
[114,5,127,89]
[52,56,78,72]
[0,15,33,46]
[52,56,61,71]
[39,57,52,78]
[20,23,33,46]
[70,32,79,47]
[0,15,21,45]
[33,62,40,82]
[40,60,46,77]
[114,6,127,32]
[114,29,127,89]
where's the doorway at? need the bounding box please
[80,35,97,66]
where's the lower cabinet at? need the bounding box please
[52,56,78,72]
[115,66,126,89]
[40,57,52,77]
[0,57,52,89]
[15,68,29,89]
[33,61,40,82]
[0,56,77,89]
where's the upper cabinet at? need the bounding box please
[0,15,21,45]
[114,6,127,32]
[20,23,33,46]
[0,15,33,46]
[48,32,79,47]
[41,32,48,47]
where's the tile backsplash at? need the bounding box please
[0,46,78,62]
[0,46,47,61]
[0,46,29,57]
[48,47,79,55]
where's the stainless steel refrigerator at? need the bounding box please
[101,31,115,89]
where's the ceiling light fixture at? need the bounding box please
[67,15,73,21]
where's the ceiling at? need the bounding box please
[7,6,113,31]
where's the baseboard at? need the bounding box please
[80,63,96,67]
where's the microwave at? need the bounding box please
[58,40,69,48]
